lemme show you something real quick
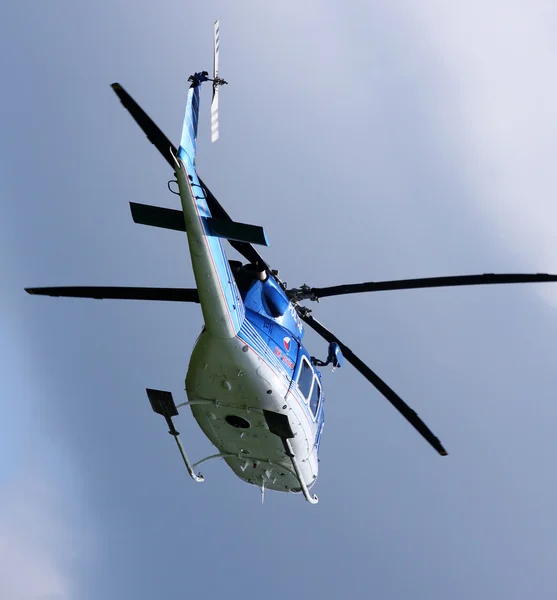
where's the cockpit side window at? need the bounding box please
[297,356,313,399]
[309,378,321,416]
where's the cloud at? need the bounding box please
[0,474,76,600]
[400,1,557,303]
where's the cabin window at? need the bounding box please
[309,378,321,417]
[297,357,313,399]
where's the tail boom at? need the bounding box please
[174,150,244,338]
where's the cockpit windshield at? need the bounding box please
[296,356,322,418]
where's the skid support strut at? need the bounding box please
[282,438,318,504]
[263,409,318,504]
[146,388,204,483]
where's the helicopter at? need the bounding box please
[26,21,557,504]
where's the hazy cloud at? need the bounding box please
[402,1,557,301]
[0,474,75,600]
[4,2,557,599]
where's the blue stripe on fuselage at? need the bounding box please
[180,84,200,164]
[237,317,320,434]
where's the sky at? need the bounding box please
[2,1,557,598]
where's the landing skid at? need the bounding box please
[147,390,318,503]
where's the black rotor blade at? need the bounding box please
[310,273,557,299]
[110,83,269,270]
[298,311,448,456]
[25,287,200,302]
[111,83,177,169]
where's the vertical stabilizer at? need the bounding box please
[179,72,206,165]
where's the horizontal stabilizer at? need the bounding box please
[204,217,269,246]
[130,203,185,232]
[198,178,270,268]
[129,202,268,245]
[263,410,294,439]
[147,388,179,418]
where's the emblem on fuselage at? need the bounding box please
[283,337,291,352]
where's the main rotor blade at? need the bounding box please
[309,273,557,299]
[25,287,200,302]
[111,83,178,170]
[298,311,448,456]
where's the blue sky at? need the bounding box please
[3,1,557,598]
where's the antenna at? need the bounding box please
[211,19,227,142]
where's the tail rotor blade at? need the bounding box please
[211,19,221,142]
[211,86,219,143]
[213,19,220,81]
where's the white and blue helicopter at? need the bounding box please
[26,21,557,503]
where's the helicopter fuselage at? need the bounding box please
[186,327,322,492]
[175,121,324,493]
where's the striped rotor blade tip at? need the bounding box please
[213,20,220,79]
[212,19,220,143]
[211,87,219,142]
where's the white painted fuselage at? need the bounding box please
[186,332,318,492]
